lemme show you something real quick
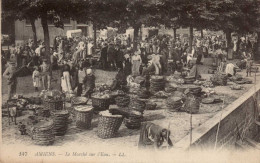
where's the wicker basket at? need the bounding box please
[92,97,111,112]
[32,120,55,146]
[43,99,63,110]
[74,105,93,129]
[97,111,123,139]
[184,96,200,114]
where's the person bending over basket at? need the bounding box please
[82,68,95,98]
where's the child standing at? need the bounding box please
[32,66,41,92]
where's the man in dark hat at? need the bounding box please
[100,42,108,70]
[3,61,18,100]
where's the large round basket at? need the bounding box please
[184,96,200,114]
[74,105,93,129]
[51,110,69,136]
[92,97,111,112]
[32,120,55,146]
[97,111,123,139]
[43,99,63,110]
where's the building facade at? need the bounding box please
[15,19,94,46]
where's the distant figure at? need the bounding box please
[3,61,17,100]
[32,66,41,92]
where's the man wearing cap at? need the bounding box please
[3,61,18,100]
[82,68,95,98]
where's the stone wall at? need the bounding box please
[175,83,260,150]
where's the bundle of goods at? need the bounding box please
[51,110,69,136]
[124,110,143,129]
[204,88,216,96]
[153,91,170,98]
[201,97,223,104]
[193,80,204,86]
[251,66,259,73]
[150,76,165,93]
[208,65,217,74]
[134,76,146,85]
[166,97,184,112]
[129,98,146,114]
[202,81,214,88]
[184,76,196,84]
[115,95,130,107]
[184,95,200,114]
[37,108,51,117]
[91,92,111,112]
[229,75,243,82]
[145,102,157,110]
[74,105,93,129]
[31,120,55,145]
[210,73,228,86]
[109,90,125,104]
[97,110,123,139]
[41,90,64,111]
[71,97,89,106]
[184,85,202,96]
[137,89,151,99]
[28,96,42,105]
[165,82,178,93]
[65,92,76,102]
[94,84,111,92]
[230,84,243,90]
[234,78,253,84]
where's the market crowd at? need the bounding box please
[2,32,257,100]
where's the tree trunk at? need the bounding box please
[201,29,203,38]
[189,26,193,51]
[41,11,50,61]
[93,21,97,49]
[29,18,37,47]
[225,29,232,48]
[133,25,140,51]
[173,28,177,40]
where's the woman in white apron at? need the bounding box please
[131,51,142,76]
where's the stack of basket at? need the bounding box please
[210,73,228,86]
[184,95,200,114]
[97,110,124,139]
[150,76,165,94]
[32,120,55,146]
[129,98,146,114]
[184,76,196,84]
[124,110,143,129]
[51,110,69,136]
[184,85,202,96]
[74,105,93,129]
[166,97,184,112]
[115,95,130,107]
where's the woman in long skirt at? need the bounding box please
[131,51,142,76]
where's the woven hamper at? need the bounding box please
[32,120,55,146]
[92,97,111,112]
[43,99,63,110]
[184,96,200,114]
[97,111,123,139]
[74,105,93,129]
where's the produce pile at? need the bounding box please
[210,73,228,86]
[184,95,200,114]
[166,96,184,112]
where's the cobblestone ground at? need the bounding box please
[2,63,260,149]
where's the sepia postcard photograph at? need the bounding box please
[1,0,260,162]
